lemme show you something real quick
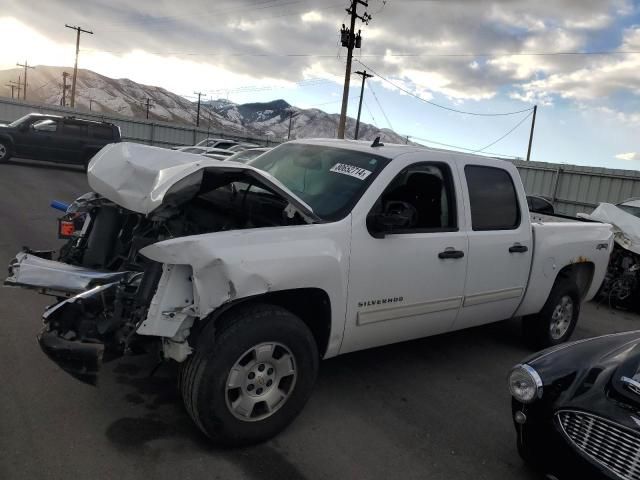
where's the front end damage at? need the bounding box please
[4,143,316,384]
[6,251,162,384]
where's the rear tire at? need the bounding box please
[0,140,12,163]
[179,303,319,446]
[523,278,580,350]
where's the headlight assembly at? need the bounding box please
[508,364,543,403]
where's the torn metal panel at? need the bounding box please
[5,252,130,294]
[87,142,318,220]
[136,264,195,338]
[139,221,351,357]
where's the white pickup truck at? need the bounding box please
[5,139,613,445]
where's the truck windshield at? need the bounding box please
[250,143,389,221]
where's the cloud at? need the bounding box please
[616,152,640,160]
[0,0,638,108]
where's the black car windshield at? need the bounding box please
[249,143,389,221]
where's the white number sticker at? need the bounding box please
[330,163,372,180]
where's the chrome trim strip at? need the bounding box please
[463,287,523,307]
[357,296,463,326]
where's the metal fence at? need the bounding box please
[3,97,640,215]
[513,159,640,216]
[0,97,281,148]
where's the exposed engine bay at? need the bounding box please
[6,163,310,383]
[598,243,640,311]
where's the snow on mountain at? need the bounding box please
[0,66,408,143]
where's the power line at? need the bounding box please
[363,98,378,127]
[99,1,344,32]
[367,81,393,131]
[407,135,518,159]
[79,48,640,59]
[355,58,533,116]
[406,110,532,156]
[472,110,533,153]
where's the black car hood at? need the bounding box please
[527,331,640,431]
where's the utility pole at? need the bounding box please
[89,98,94,111]
[14,76,22,100]
[8,79,21,99]
[61,71,71,106]
[144,97,155,119]
[287,109,297,140]
[16,61,35,101]
[6,84,16,99]
[194,92,204,127]
[526,105,538,162]
[65,24,93,108]
[353,70,373,140]
[337,0,371,139]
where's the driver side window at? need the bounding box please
[32,119,58,132]
[369,163,457,234]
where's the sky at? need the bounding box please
[0,0,639,168]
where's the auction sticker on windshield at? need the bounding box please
[330,163,372,180]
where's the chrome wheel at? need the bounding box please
[549,295,573,340]
[0,143,7,160]
[225,342,297,422]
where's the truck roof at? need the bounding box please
[289,138,511,166]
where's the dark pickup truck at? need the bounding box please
[0,113,121,168]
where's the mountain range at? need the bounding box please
[0,66,408,143]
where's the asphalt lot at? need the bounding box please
[1,157,639,480]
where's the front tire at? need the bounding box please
[179,303,319,446]
[523,278,580,350]
[0,140,12,163]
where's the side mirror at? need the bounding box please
[368,201,416,238]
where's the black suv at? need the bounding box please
[0,113,121,168]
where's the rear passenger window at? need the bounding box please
[465,165,520,230]
[62,123,88,136]
[91,125,113,139]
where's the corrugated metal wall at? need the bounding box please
[512,159,640,216]
[0,97,280,148]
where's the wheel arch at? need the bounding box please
[193,288,332,358]
[555,262,595,301]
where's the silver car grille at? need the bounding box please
[557,410,640,480]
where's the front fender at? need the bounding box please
[139,220,351,357]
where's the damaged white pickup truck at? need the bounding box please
[6,139,613,445]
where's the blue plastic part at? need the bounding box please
[51,200,70,212]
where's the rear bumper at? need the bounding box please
[37,330,104,385]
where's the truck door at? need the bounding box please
[454,162,532,330]
[341,158,468,354]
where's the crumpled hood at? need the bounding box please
[580,203,640,254]
[87,142,316,218]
